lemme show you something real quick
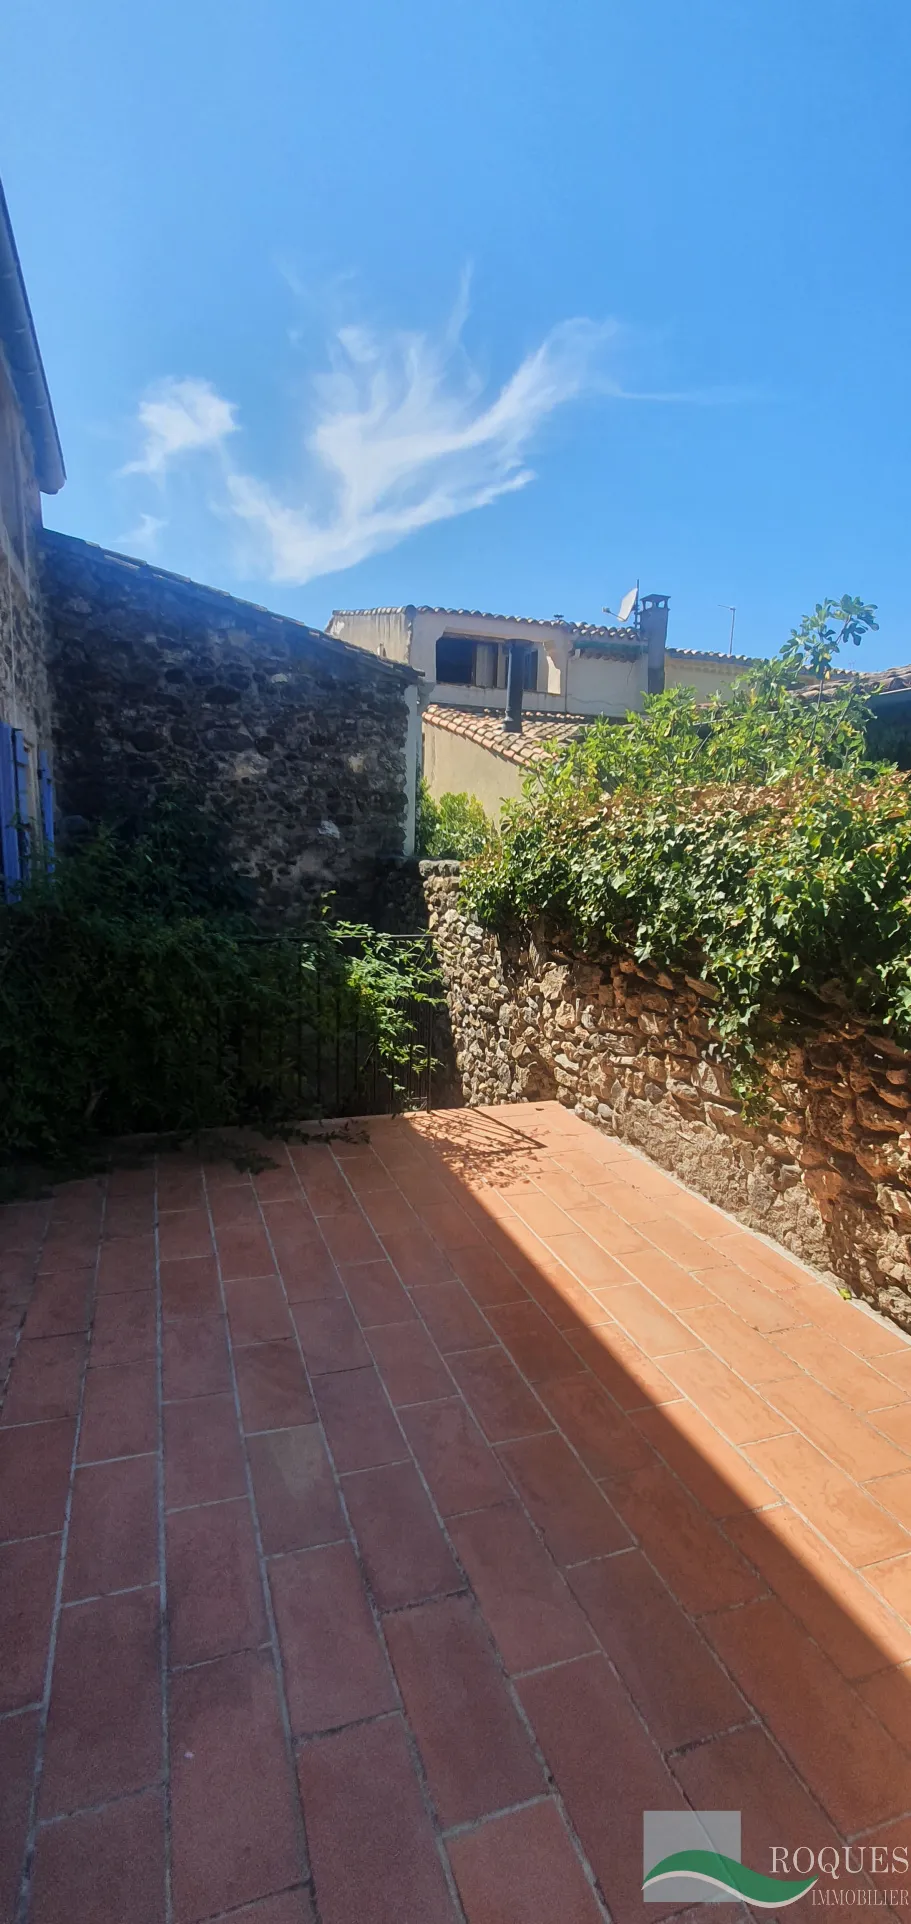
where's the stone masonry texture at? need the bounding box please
[422,862,911,1328]
[0,427,52,751]
[42,532,418,919]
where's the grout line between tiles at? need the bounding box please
[440,1790,554,1841]
[62,1579,158,1609]
[76,1448,158,1468]
[192,1881,313,1924]
[33,1779,167,1832]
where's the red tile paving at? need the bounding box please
[2,1099,911,1921]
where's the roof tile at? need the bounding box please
[422,703,598,769]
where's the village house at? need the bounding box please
[327,598,771,812]
[326,597,670,717]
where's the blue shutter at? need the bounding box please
[38,750,55,868]
[0,723,19,895]
[12,730,30,880]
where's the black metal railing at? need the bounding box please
[210,931,450,1123]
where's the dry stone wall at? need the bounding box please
[421,861,911,1327]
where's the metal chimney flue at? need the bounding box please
[639,595,670,695]
[503,643,526,733]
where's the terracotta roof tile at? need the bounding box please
[422,704,598,769]
[799,664,911,700]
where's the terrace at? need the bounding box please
[2,1100,910,1923]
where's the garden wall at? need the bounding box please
[43,531,420,919]
[421,861,911,1326]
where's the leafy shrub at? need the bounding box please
[0,812,441,1159]
[462,599,911,1070]
[416,782,496,860]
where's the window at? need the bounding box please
[435,634,475,685]
[435,633,540,693]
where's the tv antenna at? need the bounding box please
[602,584,639,626]
[719,604,736,655]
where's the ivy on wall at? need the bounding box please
[462,600,911,1075]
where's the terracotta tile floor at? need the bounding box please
[2,1099,911,1923]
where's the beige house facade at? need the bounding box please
[421,704,592,814]
[326,598,671,718]
[329,599,767,819]
[665,647,761,701]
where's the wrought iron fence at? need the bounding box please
[210,930,449,1122]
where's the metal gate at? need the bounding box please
[212,931,449,1122]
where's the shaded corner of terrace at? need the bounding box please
[2,1099,911,1924]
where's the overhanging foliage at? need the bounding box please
[462,600,911,1069]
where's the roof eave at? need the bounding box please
[0,180,65,494]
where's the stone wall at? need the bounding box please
[421,862,911,1326]
[43,532,419,918]
[0,387,53,752]
[1,544,52,754]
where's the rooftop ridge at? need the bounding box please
[799,662,911,699]
[332,603,640,641]
[667,647,763,664]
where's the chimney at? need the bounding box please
[639,595,669,695]
[502,643,527,733]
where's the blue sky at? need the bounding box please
[3,0,909,666]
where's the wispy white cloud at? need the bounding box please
[121,377,238,478]
[224,309,621,582]
[120,294,732,586]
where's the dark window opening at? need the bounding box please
[435,634,475,685]
[434,633,540,694]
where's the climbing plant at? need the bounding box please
[462,598,911,1074]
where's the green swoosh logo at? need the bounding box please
[643,1848,817,1907]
